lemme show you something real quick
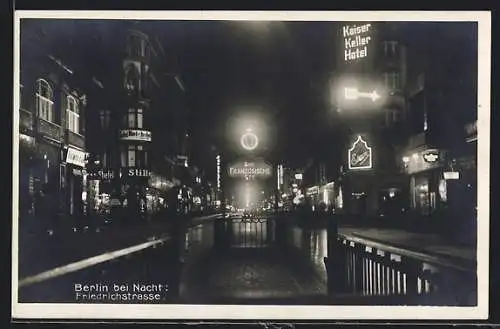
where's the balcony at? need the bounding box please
[19,108,34,134]
[65,129,85,150]
[37,118,62,142]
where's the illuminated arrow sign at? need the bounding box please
[344,87,380,102]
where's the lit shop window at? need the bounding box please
[66,95,80,134]
[36,79,54,122]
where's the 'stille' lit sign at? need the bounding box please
[348,135,373,170]
[343,23,373,62]
[124,168,151,177]
[119,129,152,142]
[422,150,440,163]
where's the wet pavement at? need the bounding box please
[16,213,476,305]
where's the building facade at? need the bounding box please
[329,22,409,217]
[19,23,88,231]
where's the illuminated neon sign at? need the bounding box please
[228,159,272,179]
[240,129,259,151]
[216,155,221,192]
[348,135,372,170]
[343,23,373,62]
[344,87,380,102]
[422,150,440,163]
[119,129,152,142]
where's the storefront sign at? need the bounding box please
[123,168,151,178]
[348,135,372,170]
[100,169,115,180]
[88,169,115,180]
[119,129,152,142]
[423,150,440,163]
[443,171,460,180]
[66,147,86,167]
[228,159,272,179]
[343,23,373,62]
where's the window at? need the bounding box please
[121,144,148,167]
[66,95,80,133]
[383,41,398,59]
[99,110,111,129]
[124,108,144,129]
[128,145,136,167]
[383,72,401,91]
[36,79,54,122]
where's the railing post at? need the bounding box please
[401,256,421,298]
[353,243,364,294]
[214,215,228,250]
[167,216,182,301]
[324,214,347,295]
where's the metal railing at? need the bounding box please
[324,220,477,306]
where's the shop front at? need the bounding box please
[34,138,62,219]
[402,147,446,216]
[119,167,151,220]
[62,146,87,219]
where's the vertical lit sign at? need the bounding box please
[343,23,373,62]
[348,135,373,170]
[216,155,221,192]
[277,164,283,190]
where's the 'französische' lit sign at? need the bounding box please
[228,159,272,179]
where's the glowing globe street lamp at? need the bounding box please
[240,128,259,151]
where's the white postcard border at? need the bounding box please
[11,10,491,320]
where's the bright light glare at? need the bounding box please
[240,129,259,151]
[344,87,380,102]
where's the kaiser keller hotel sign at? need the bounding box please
[342,23,373,62]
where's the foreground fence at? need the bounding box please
[324,226,477,306]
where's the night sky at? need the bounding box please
[20,19,478,171]
[150,20,339,167]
